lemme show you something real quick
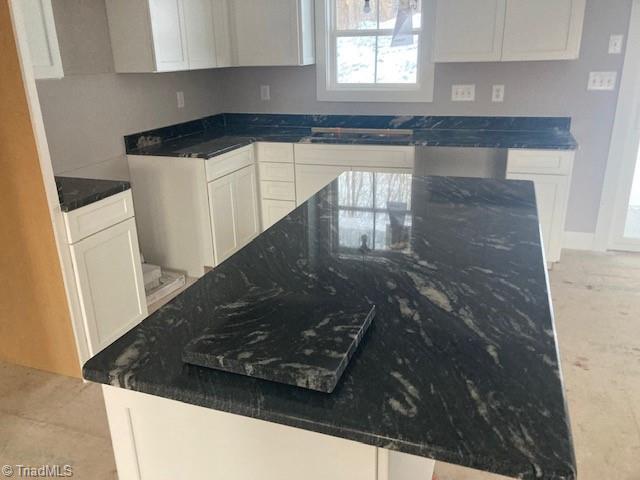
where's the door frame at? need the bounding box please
[595,0,640,251]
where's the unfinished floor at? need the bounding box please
[1,250,639,480]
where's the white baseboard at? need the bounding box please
[563,231,596,251]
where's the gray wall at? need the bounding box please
[36,0,225,179]
[215,0,632,234]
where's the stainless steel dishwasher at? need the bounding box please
[414,147,508,179]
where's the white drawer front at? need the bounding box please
[260,181,296,201]
[63,190,135,244]
[507,149,574,175]
[258,162,295,182]
[206,145,254,182]
[256,142,294,164]
[294,144,415,169]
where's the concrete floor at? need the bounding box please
[1,250,639,480]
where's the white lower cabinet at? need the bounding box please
[295,164,349,205]
[262,199,297,229]
[64,193,147,356]
[506,149,574,264]
[103,385,435,480]
[209,164,260,264]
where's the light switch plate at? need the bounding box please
[492,85,505,103]
[176,91,185,109]
[452,84,475,102]
[587,72,618,91]
[609,34,624,54]
[260,85,271,101]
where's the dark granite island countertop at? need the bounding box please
[83,173,576,480]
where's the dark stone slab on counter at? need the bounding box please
[123,113,578,160]
[183,295,375,393]
[83,173,576,480]
[56,176,130,212]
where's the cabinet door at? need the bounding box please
[507,173,570,263]
[228,0,300,66]
[502,0,586,61]
[262,199,296,230]
[148,0,189,71]
[183,0,217,69]
[212,0,232,66]
[70,218,147,355]
[208,174,237,264]
[432,0,506,62]
[295,164,349,206]
[20,0,64,78]
[233,165,261,247]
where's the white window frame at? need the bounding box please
[316,0,435,103]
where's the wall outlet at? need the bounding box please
[451,84,475,102]
[587,72,618,91]
[609,34,624,54]
[492,84,505,103]
[176,91,185,109]
[260,85,271,101]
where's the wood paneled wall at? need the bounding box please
[0,1,80,377]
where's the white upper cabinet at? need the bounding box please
[228,0,315,66]
[432,0,506,63]
[148,0,189,71]
[433,0,586,62]
[19,0,64,78]
[183,0,217,69]
[502,0,586,61]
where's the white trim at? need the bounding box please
[9,1,90,366]
[315,0,435,103]
[594,0,640,252]
[563,231,595,251]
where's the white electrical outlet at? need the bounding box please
[260,85,271,101]
[492,85,505,103]
[609,34,624,54]
[176,91,185,108]
[451,84,475,102]
[587,72,618,91]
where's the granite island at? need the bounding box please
[84,173,576,480]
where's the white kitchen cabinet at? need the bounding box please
[502,0,586,61]
[64,192,147,356]
[228,0,315,66]
[432,0,506,62]
[106,0,225,72]
[183,0,217,69]
[262,199,297,229]
[18,0,64,78]
[295,164,350,206]
[507,149,575,264]
[432,0,585,62]
[129,146,260,276]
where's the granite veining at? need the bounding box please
[56,176,130,212]
[183,295,375,393]
[83,173,576,480]
[124,113,578,160]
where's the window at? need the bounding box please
[316,0,435,102]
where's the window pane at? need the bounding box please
[338,172,374,208]
[336,0,378,30]
[374,173,412,209]
[374,212,412,251]
[337,36,376,84]
[376,35,418,83]
[378,0,421,29]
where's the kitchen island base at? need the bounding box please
[103,386,436,480]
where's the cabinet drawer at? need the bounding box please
[206,145,254,182]
[507,149,574,175]
[256,142,294,163]
[294,144,415,169]
[260,181,296,201]
[63,190,135,244]
[258,162,295,182]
